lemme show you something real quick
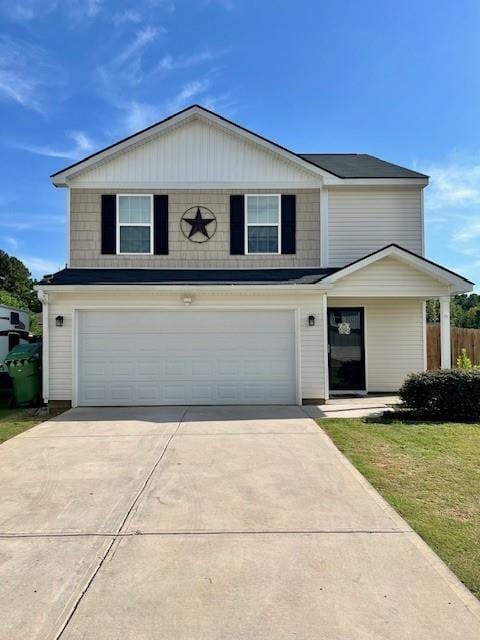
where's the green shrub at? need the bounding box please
[399,369,480,421]
[456,348,480,370]
[457,348,473,369]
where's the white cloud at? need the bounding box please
[423,154,480,288]
[18,255,63,278]
[16,131,95,160]
[453,220,480,244]
[84,0,102,17]
[3,236,19,251]
[425,158,480,210]
[0,214,65,233]
[0,0,58,21]
[0,0,102,21]
[115,26,159,65]
[113,9,143,26]
[116,80,209,134]
[166,80,209,112]
[0,36,60,113]
[156,49,214,73]
[119,100,161,133]
[116,82,233,135]
[97,24,163,93]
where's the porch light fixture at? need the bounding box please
[55,315,64,327]
[308,315,315,327]
[183,296,193,305]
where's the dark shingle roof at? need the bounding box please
[298,154,428,179]
[51,104,428,182]
[39,267,339,287]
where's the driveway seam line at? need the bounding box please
[0,529,411,539]
[54,405,189,640]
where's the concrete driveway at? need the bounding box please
[1,406,479,639]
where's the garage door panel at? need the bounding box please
[78,310,296,406]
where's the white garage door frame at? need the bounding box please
[71,306,302,407]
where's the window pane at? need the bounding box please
[120,226,150,253]
[247,196,279,224]
[248,226,278,253]
[118,196,151,224]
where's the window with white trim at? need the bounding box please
[245,194,281,254]
[117,195,153,254]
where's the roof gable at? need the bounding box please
[52,105,335,188]
[323,244,473,294]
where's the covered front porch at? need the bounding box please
[320,245,473,400]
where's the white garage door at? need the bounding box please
[77,310,297,406]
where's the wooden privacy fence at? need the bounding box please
[427,324,480,369]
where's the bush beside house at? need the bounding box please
[399,369,480,421]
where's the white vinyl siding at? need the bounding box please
[328,188,423,266]
[46,290,327,404]
[329,256,451,298]
[329,297,425,392]
[68,118,320,188]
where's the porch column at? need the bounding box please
[440,296,451,369]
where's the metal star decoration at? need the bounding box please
[184,207,214,239]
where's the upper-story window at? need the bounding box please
[117,195,153,254]
[245,194,281,254]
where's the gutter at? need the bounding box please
[37,290,48,404]
[35,283,333,293]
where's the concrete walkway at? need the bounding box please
[0,405,479,639]
[305,394,401,419]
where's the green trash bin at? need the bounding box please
[5,343,42,407]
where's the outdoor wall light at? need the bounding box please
[308,315,316,327]
[55,315,64,327]
[183,296,193,305]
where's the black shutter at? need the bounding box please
[230,195,245,255]
[281,194,296,254]
[101,194,116,254]
[154,195,169,255]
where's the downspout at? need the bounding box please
[38,290,49,405]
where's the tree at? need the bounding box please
[463,305,480,329]
[426,298,439,323]
[0,250,40,312]
[426,294,480,329]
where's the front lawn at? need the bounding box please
[319,416,480,599]
[0,408,57,444]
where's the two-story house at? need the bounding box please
[37,105,473,408]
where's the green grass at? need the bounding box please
[0,408,54,444]
[319,416,480,598]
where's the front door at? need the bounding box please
[328,307,366,391]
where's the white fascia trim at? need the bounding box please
[52,107,339,187]
[65,180,323,189]
[36,284,333,294]
[325,178,429,187]
[322,245,473,292]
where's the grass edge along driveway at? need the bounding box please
[318,416,480,600]
[0,408,62,444]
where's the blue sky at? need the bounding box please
[1,0,480,287]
